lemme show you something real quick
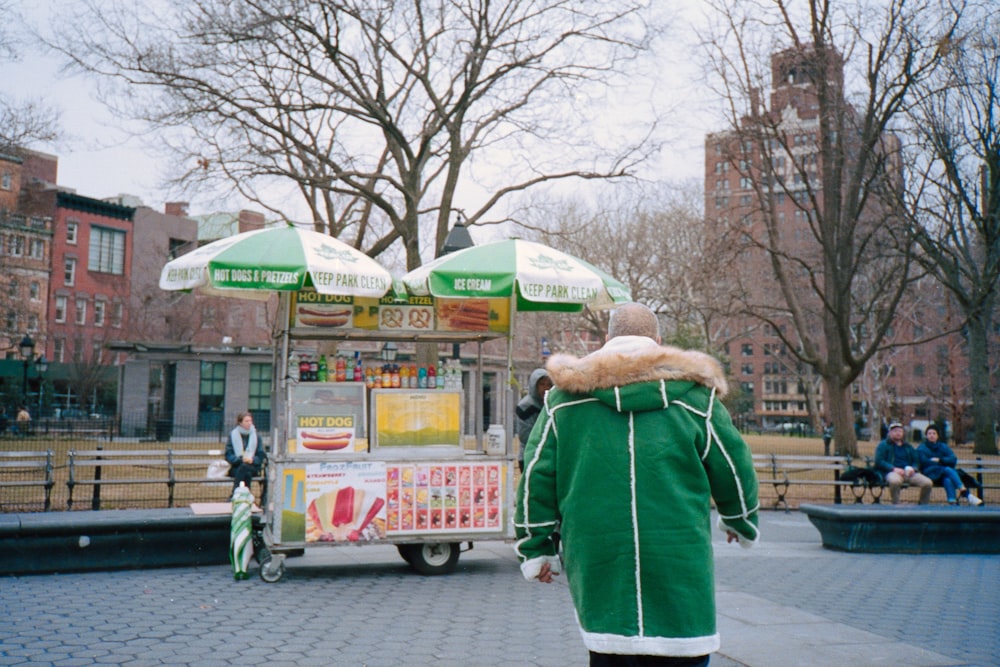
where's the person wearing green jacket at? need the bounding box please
[514,303,759,666]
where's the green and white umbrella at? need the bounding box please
[159,225,392,300]
[401,239,631,312]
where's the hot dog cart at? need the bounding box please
[158,229,631,582]
[256,290,515,582]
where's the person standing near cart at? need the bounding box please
[515,367,552,472]
[226,412,265,495]
[515,302,759,666]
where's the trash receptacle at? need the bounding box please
[154,419,172,442]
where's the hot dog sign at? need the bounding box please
[296,415,356,454]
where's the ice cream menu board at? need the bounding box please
[385,462,503,534]
[305,461,387,543]
[289,383,366,454]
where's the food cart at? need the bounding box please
[159,229,630,582]
[256,289,515,582]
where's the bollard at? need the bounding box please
[91,444,103,511]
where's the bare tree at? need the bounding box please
[700,0,956,456]
[905,2,1000,454]
[0,2,60,153]
[47,0,654,268]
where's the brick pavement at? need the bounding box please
[1,511,996,666]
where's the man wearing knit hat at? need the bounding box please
[874,421,933,504]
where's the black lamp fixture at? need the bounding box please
[440,213,474,256]
[18,333,35,404]
[381,341,398,362]
[441,214,476,359]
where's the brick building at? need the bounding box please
[704,45,975,440]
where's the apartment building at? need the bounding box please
[704,45,975,438]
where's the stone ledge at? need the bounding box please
[801,503,1000,554]
[0,509,240,575]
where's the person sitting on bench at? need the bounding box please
[874,422,932,505]
[917,424,982,506]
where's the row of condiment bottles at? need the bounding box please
[289,352,463,389]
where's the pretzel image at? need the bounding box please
[381,308,404,328]
[407,309,432,329]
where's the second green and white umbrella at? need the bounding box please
[401,239,631,311]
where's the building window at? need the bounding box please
[112,302,123,328]
[88,226,126,275]
[28,314,38,332]
[741,343,753,356]
[30,281,40,300]
[5,310,16,331]
[741,364,753,375]
[10,235,24,257]
[66,221,78,245]
[64,257,76,286]
[73,337,84,363]
[55,296,67,323]
[7,278,16,297]
[199,361,227,423]
[0,172,11,190]
[75,297,87,325]
[53,338,64,363]
[249,363,273,427]
[94,300,106,326]
[168,238,188,260]
[30,239,44,259]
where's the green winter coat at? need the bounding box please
[515,336,759,657]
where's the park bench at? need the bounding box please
[67,448,266,510]
[0,450,54,511]
[864,456,1000,504]
[752,453,870,511]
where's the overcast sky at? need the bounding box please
[3,1,717,222]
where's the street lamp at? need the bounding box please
[19,333,35,404]
[441,215,475,359]
[17,334,47,414]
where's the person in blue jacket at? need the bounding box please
[916,424,981,505]
[874,422,932,504]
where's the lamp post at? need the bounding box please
[19,333,34,405]
[441,215,475,359]
[35,356,48,415]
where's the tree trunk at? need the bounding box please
[827,379,858,458]
[966,311,998,454]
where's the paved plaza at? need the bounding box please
[1,511,997,666]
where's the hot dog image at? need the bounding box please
[297,304,352,327]
[437,299,491,331]
[300,430,353,451]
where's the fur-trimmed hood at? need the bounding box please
[546,335,729,398]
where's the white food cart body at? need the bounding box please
[257,292,517,581]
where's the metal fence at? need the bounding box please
[0,414,267,513]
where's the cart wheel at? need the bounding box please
[259,554,286,583]
[396,544,415,564]
[407,542,460,576]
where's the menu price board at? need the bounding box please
[290,289,510,333]
[385,462,503,534]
